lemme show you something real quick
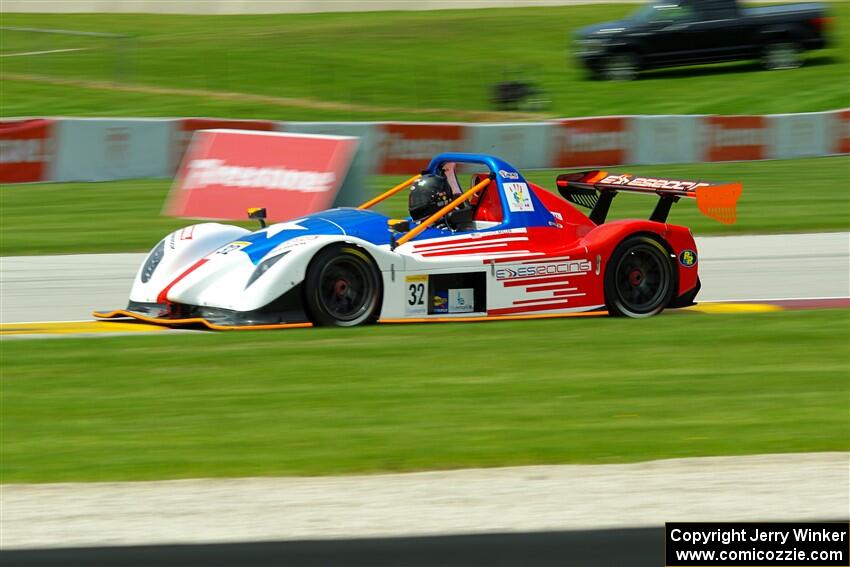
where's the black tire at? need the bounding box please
[604,235,675,318]
[304,244,382,327]
[761,41,802,70]
[599,52,639,81]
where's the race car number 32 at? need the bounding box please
[405,275,427,315]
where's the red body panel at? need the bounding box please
[475,184,700,314]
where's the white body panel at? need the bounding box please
[132,221,603,321]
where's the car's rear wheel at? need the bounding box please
[304,244,382,327]
[604,235,675,318]
[761,41,802,70]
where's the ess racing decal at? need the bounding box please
[496,260,591,281]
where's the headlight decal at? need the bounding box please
[245,251,289,289]
[140,240,166,283]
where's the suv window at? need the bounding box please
[655,4,694,22]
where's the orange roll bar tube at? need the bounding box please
[357,174,422,210]
[395,176,493,247]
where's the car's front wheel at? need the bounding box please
[304,244,382,327]
[604,235,675,318]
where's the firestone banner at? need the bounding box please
[168,130,358,222]
[377,123,467,174]
[701,115,768,162]
[828,109,850,155]
[0,119,55,183]
[551,117,632,168]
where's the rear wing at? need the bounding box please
[556,170,742,225]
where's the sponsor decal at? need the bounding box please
[599,174,709,192]
[679,249,697,267]
[377,123,466,174]
[504,182,534,212]
[432,290,449,314]
[0,119,55,183]
[498,169,520,180]
[703,115,767,162]
[216,241,251,255]
[449,288,474,313]
[179,226,195,240]
[405,274,428,315]
[268,235,319,255]
[553,117,631,168]
[496,260,591,281]
[168,131,356,222]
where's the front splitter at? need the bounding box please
[92,309,313,331]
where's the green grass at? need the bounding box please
[1,309,847,483]
[1,3,848,121]
[1,156,847,255]
[0,78,436,123]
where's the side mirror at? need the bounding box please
[247,207,267,229]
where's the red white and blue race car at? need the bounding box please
[95,153,741,329]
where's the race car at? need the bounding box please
[95,153,741,329]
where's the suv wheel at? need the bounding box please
[600,53,639,81]
[761,42,802,70]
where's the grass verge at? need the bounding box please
[1,3,848,120]
[1,156,847,256]
[1,309,847,483]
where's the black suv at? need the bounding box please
[575,0,830,80]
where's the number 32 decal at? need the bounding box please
[405,276,427,315]
[408,282,425,307]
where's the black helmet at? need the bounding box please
[409,174,452,222]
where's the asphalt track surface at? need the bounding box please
[1,232,848,327]
[2,528,665,567]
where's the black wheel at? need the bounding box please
[761,41,802,70]
[604,236,675,318]
[600,52,639,81]
[304,244,382,327]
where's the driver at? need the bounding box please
[408,174,453,224]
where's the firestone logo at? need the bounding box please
[183,159,336,193]
[0,138,51,164]
[710,127,765,147]
[496,261,591,281]
[380,133,460,160]
[559,128,627,153]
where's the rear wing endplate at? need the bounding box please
[556,170,742,225]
